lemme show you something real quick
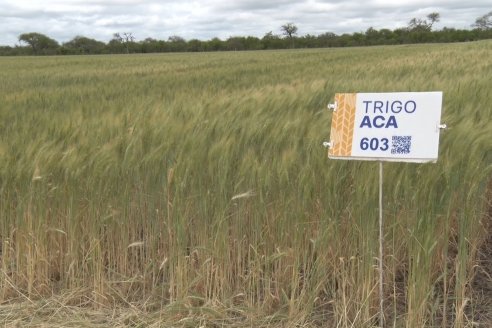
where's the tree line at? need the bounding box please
[1,11,491,56]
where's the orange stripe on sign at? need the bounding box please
[329,93,357,157]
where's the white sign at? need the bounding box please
[328,92,443,163]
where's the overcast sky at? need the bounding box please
[1,0,490,46]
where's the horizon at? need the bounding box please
[1,0,490,47]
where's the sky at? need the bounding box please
[0,0,490,46]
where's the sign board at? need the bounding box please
[328,92,443,163]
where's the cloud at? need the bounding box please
[0,0,489,45]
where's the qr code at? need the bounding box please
[391,136,412,154]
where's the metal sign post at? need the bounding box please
[324,92,445,327]
[379,161,384,326]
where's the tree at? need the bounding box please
[226,37,245,51]
[472,11,492,30]
[18,32,59,55]
[408,18,430,32]
[206,37,224,51]
[365,27,380,45]
[187,39,204,52]
[168,35,185,43]
[407,12,440,32]
[262,31,282,49]
[112,32,135,53]
[317,32,337,47]
[427,12,440,29]
[244,36,262,50]
[167,35,187,52]
[281,23,298,39]
[140,37,162,53]
[63,36,105,54]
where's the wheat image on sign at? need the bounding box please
[328,93,357,157]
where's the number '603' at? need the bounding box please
[360,137,389,151]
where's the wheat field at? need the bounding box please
[0,41,491,327]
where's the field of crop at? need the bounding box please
[0,41,491,327]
